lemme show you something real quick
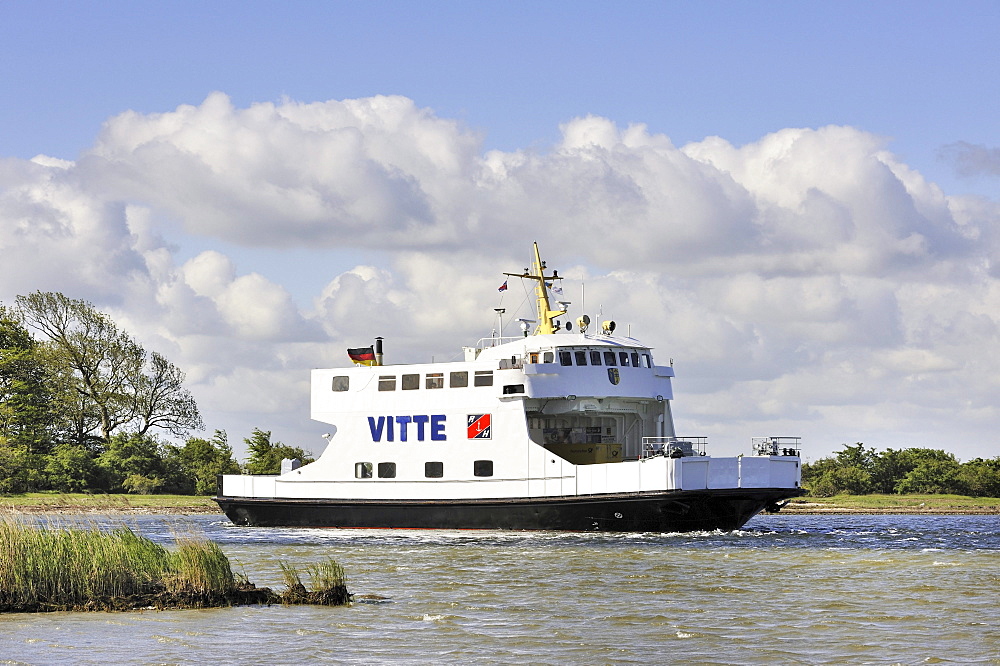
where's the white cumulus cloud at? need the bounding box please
[1,93,998,461]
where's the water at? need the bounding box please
[2,514,998,664]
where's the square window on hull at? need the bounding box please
[425,461,443,478]
[474,460,494,477]
[378,462,396,478]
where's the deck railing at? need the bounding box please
[641,436,707,459]
[751,436,802,457]
[475,336,523,350]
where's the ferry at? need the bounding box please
[215,243,804,532]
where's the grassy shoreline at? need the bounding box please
[3,492,999,515]
[0,493,220,515]
[778,493,1000,514]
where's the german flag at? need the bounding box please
[347,346,376,366]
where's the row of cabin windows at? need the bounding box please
[558,349,652,369]
[332,371,494,392]
[331,348,651,392]
[354,460,494,479]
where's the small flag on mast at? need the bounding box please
[347,346,376,366]
[498,280,508,292]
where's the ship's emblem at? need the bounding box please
[608,368,620,385]
[467,414,491,439]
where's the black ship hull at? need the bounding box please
[214,488,803,532]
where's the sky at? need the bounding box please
[1,1,998,463]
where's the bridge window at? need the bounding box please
[559,351,572,366]
[474,370,494,387]
[378,462,396,478]
[378,376,396,391]
[355,462,372,479]
[590,350,602,365]
[503,384,525,394]
[543,351,554,363]
[574,351,588,366]
[642,354,651,368]
[603,351,617,366]
[474,460,494,477]
[450,371,468,388]
[425,461,443,478]
[631,352,640,367]
[426,373,444,389]
[331,376,349,391]
[402,373,420,390]
[619,351,630,366]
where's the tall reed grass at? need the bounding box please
[0,517,350,612]
[278,557,350,606]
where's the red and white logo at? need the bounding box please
[467,414,491,439]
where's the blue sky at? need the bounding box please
[2,1,999,461]
[4,1,997,195]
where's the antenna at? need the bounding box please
[503,242,565,335]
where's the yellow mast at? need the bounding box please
[503,242,566,335]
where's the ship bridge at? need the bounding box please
[458,333,677,462]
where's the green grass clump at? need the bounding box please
[165,537,237,598]
[0,517,235,611]
[0,518,351,612]
[278,557,350,606]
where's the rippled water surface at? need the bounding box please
[2,514,998,664]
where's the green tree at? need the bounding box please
[894,454,963,494]
[801,456,843,491]
[44,441,100,492]
[803,445,991,497]
[122,473,164,494]
[835,442,877,473]
[956,458,1000,497]
[810,465,872,496]
[882,448,958,494]
[0,437,28,494]
[132,351,203,438]
[243,428,314,475]
[803,443,874,496]
[168,430,240,494]
[868,448,916,494]
[15,291,203,443]
[95,432,170,493]
[0,306,70,455]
